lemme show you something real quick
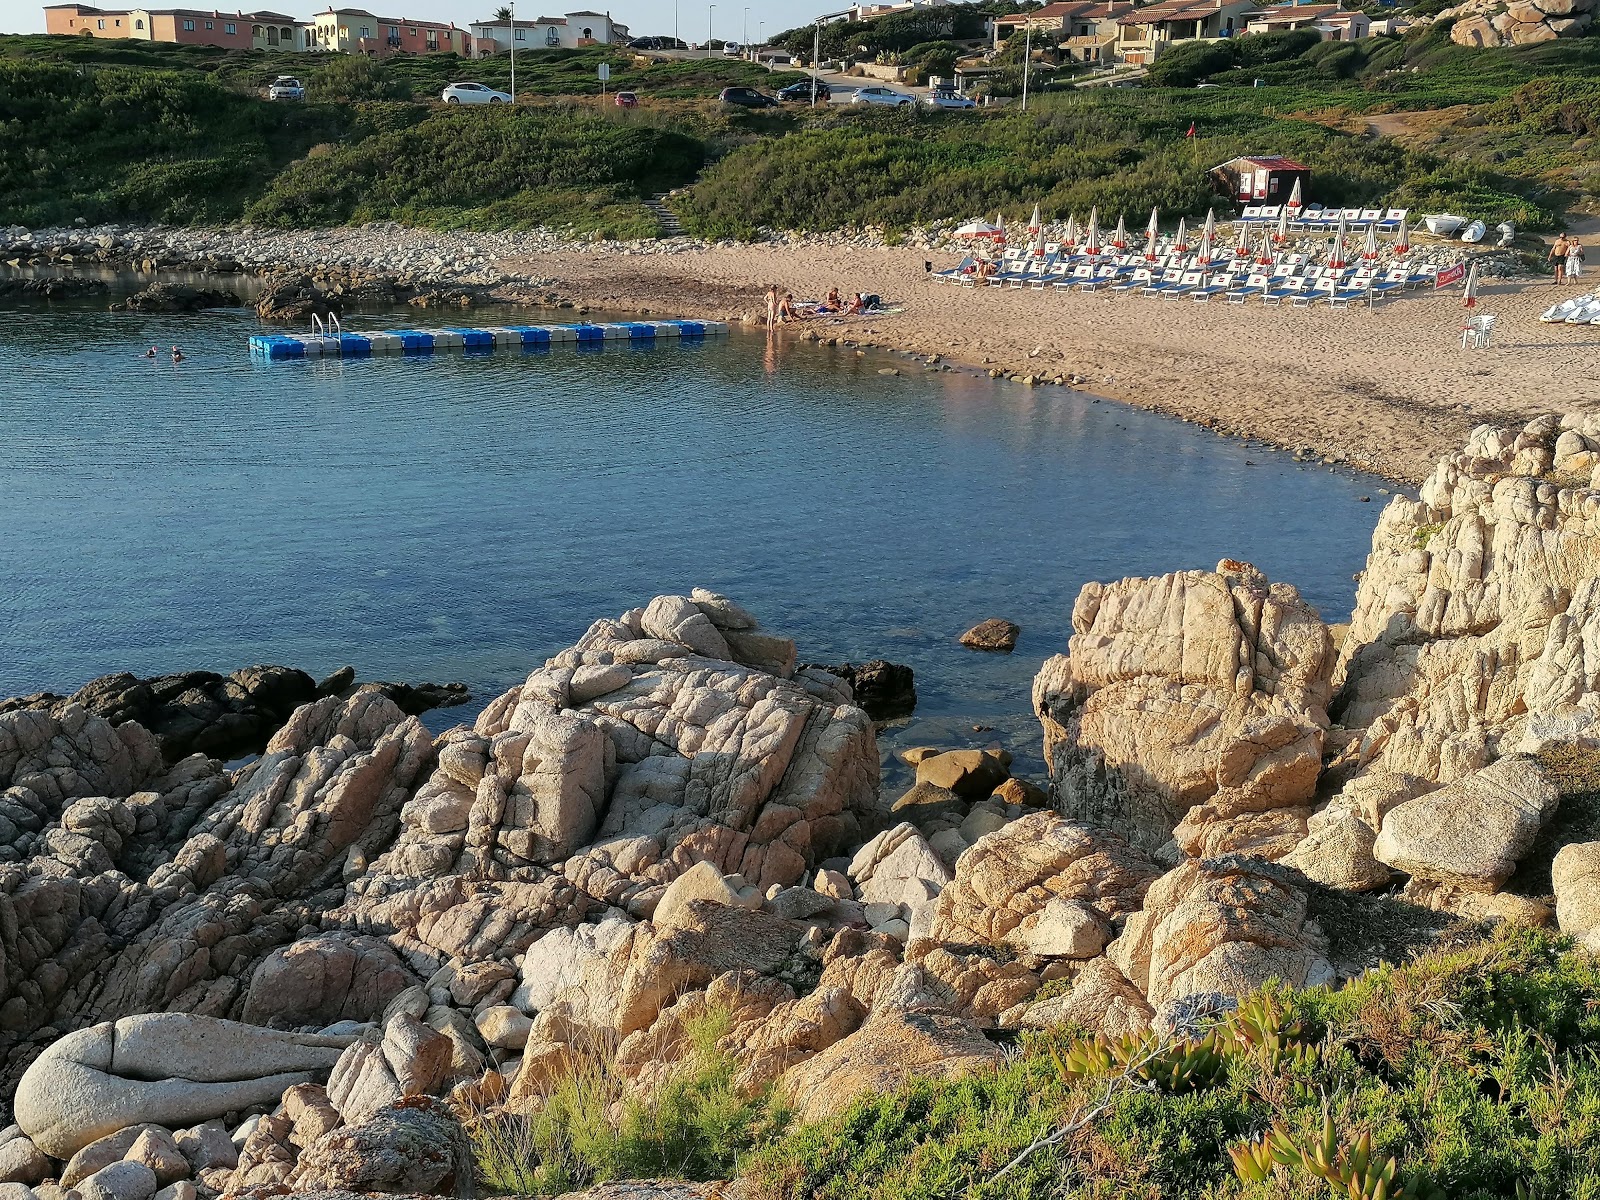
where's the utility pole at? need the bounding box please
[674,0,678,47]
[508,0,515,104]
[812,21,820,105]
[1021,24,1031,111]
[742,5,748,47]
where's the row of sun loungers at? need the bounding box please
[934,251,1441,307]
[1237,205,1408,231]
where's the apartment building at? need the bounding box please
[306,6,469,54]
[44,3,303,46]
[467,9,626,55]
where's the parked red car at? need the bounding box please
[614,90,638,107]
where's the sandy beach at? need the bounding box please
[522,242,1600,484]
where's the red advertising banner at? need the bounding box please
[1435,262,1466,289]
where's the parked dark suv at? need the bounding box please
[718,86,779,108]
[777,79,830,102]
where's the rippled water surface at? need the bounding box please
[0,293,1392,775]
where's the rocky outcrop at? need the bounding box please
[959,619,1019,653]
[1,666,466,765]
[1336,416,1600,784]
[1446,0,1594,46]
[1034,560,1336,855]
[110,284,238,313]
[805,660,916,722]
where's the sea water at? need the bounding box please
[0,292,1393,777]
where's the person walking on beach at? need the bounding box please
[1550,235,1569,284]
[1567,237,1585,282]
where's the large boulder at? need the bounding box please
[15,1015,355,1158]
[1373,755,1560,892]
[289,1099,471,1197]
[242,934,419,1028]
[1110,857,1334,1010]
[776,1008,1005,1123]
[1552,841,1600,952]
[930,812,1161,949]
[1034,561,1335,853]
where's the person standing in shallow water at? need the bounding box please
[764,285,779,329]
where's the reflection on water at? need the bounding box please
[0,293,1393,782]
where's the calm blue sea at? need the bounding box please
[0,291,1391,776]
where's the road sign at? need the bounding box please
[598,63,610,80]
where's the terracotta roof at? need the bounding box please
[1117,0,1222,24]
[1247,2,1339,21]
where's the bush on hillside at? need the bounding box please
[245,105,703,231]
[307,53,409,102]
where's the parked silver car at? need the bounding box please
[849,85,914,107]
[267,76,305,100]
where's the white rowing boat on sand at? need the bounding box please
[1461,220,1487,243]
[1424,213,1466,236]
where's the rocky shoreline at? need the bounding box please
[1,416,1598,1200]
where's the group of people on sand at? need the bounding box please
[1550,235,1586,285]
[145,345,185,362]
[763,284,877,328]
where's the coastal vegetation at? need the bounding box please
[0,17,1596,236]
[461,927,1600,1199]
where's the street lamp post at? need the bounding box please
[707,3,714,51]
[1021,24,1031,111]
[673,0,678,47]
[508,0,515,104]
[812,20,820,106]
[742,5,748,48]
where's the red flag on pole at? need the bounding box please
[1185,122,1196,138]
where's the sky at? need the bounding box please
[0,0,815,39]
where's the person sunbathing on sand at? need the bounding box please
[815,288,843,313]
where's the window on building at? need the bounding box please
[114,18,120,25]
[205,21,213,29]
[514,26,525,38]
[96,19,104,28]
[545,26,559,43]
[338,25,348,35]
[224,21,235,32]
[407,25,416,34]
[135,18,143,27]
[426,30,437,44]
[183,18,194,29]
[359,24,370,35]
[253,24,262,35]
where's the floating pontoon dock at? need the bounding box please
[248,319,729,360]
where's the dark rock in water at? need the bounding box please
[408,288,473,309]
[0,665,469,763]
[0,276,109,300]
[807,659,916,721]
[112,283,239,312]
[959,618,1020,653]
[256,273,341,321]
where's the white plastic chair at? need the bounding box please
[1460,313,1496,349]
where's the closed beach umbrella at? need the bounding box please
[1197,208,1216,263]
[1329,212,1348,269]
[1112,213,1129,250]
[1362,222,1379,263]
[1286,176,1303,213]
[1063,212,1080,252]
[1394,216,1411,257]
[1234,218,1252,258]
[1144,215,1160,262]
[1084,209,1102,256]
[1028,202,1042,234]
[1463,260,1479,308]
[1031,223,1047,257]
[1174,216,1190,254]
[1255,225,1275,266]
[1274,203,1290,245]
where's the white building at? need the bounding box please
[469,8,624,54]
[832,0,953,23]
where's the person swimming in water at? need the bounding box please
[170,346,184,363]
[145,346,157,358]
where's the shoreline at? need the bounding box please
[7,222,1599,482]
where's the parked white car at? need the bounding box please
[923,92,976,109]
[721,41,741,56]
[849,85,915,107]
[441,82,512,105]
[267,76,305,100]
